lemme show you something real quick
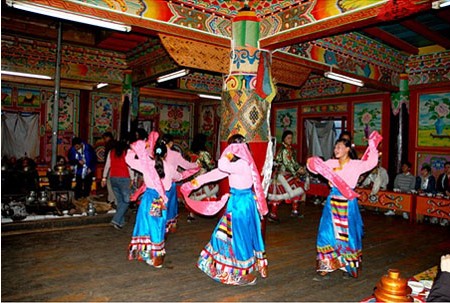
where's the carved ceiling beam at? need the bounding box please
[1,75,95,90]
[272,51,398,92]
[401,19,450,49]
[260,3,385,50]
[362,28,419,55]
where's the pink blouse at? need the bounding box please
[166,149,198,170]
[321,153,378,189]
[161,160,183,190]
[125,149,167,202]
[194,158,253,189]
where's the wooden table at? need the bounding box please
[355,188,415,223]
[415,195,450,223]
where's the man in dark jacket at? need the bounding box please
[427,254,450,302]
[436,161,450,196]
[68,137,97,199]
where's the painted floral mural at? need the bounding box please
[353,101,382,146]
[418,92,450,147]
[275,108,297,144]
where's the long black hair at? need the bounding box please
[160,133,174,145]
[154,142,167,179]
[113,140,129,158]
[191,133,208,154]
[281,130,293,143]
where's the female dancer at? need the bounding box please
[307,131,382,280]
[267,130,309,222]
[180,134,268,286]
[160,134,199,233]
[125,134,168,268]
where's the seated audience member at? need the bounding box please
[386,161,416,218]
[416,164,437,195]
[361,159,389,195]
[393,161,416,193]
[436,161,450,196]
[428,162,450,226]
[427,254,450,302]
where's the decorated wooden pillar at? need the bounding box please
[389,73,409,181]
[220,7,276,237]
[119,71,134,141]
[221,7,276,172]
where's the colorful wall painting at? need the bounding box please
[418,92,450,147]
[1,87,12,106]
[416,152,450,181]
[199,103,219,155]
[301,103,347,114]
[91,94,118,139]
[139,98,159,118]
[17,88,41,107]
[44,91,78,132]
[353,101,382,146]
[159,103,193,150]
[274,107,298,144]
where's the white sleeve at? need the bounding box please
[103,151,111,178]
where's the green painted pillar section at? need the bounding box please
[391,73,409,115]
[390,73,410,181]
[120,71,133,140]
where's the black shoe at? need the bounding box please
[342,272,352,280]
[111,222,122,230]
[313,273,330,282]
[267,214,280,223]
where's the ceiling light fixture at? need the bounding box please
[6,0,131,32]
[198,94,221,100]
[156,69,189,83]
[324,67,364,87]
[432,0,450,9]
[1,70,52,80]
[96,83,109,89]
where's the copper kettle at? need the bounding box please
[374,269,413,302]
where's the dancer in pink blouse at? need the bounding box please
[181,134,268,286]
[307,131,382,280]
[160,134,199,233]
[125,136,168,268]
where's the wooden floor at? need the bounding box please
[2,201,449,302]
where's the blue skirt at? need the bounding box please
[316,187,363,277]
[165,182,178,232]
[128,188,167,261]
[197,187,268,285]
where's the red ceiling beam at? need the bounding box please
[401,19,450,49]
[362,27,419,54]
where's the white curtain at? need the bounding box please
[1,112,40,159]
[305,120,336,160]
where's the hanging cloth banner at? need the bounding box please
[255,50,277,103]
[391,74,409,115]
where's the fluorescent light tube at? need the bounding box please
[6,1,131,32]
[96,83,109,89]
[324,71,364,87]
[440,0,450,7]
[1,70,52,80]
[198,94,221,100]
[157,69,189,83]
